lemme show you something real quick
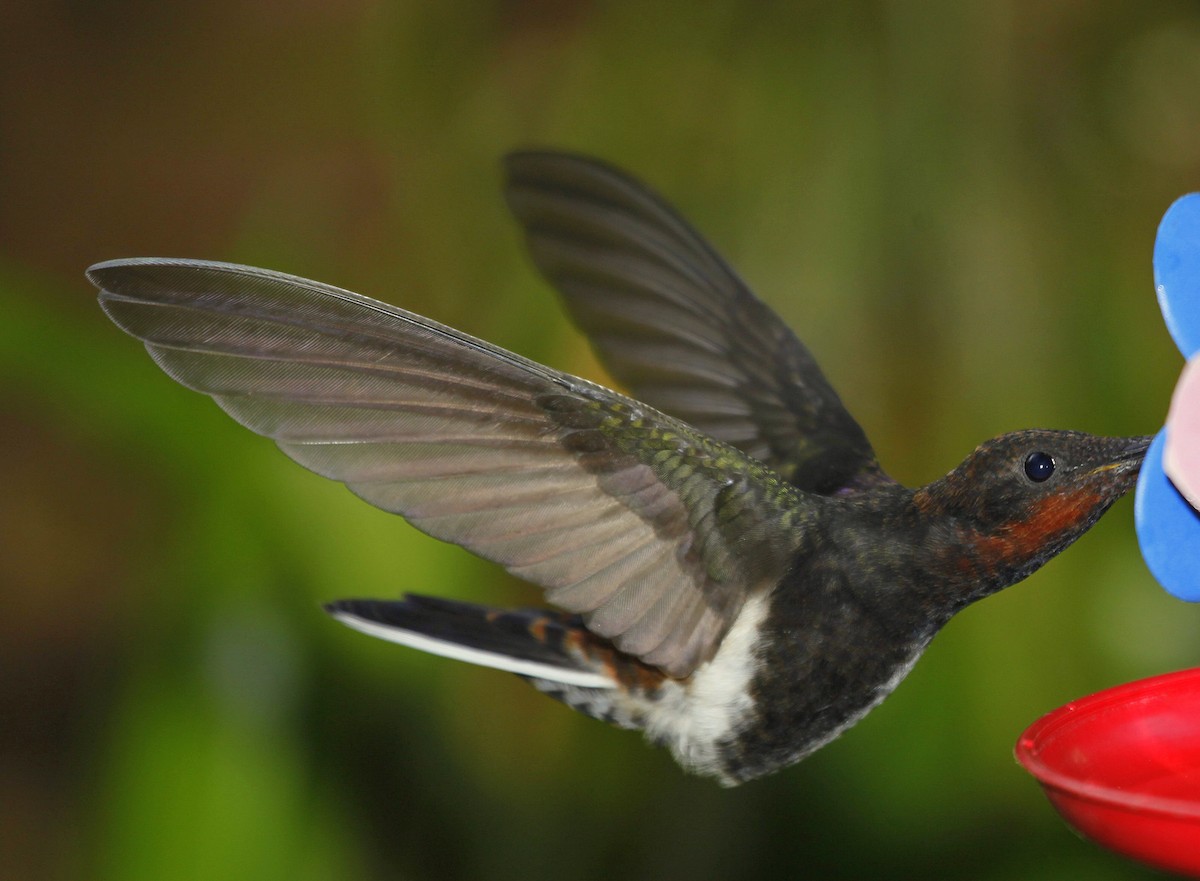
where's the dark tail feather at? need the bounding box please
[324,594,615,689]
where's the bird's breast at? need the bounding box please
[712,557,935,783]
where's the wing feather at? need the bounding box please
[505,151,891,494]
[91,258,809,677]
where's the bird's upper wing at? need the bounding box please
[91,258,810,678]
[504,151,891,495]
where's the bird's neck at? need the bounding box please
[907,487,1085,614]
[809,486,1062,635]
[812,488,971,634]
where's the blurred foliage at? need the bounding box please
[2,1,1199,879]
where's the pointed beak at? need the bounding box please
[1089,434,1153,479]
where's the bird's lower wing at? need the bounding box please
[91,258,807,678]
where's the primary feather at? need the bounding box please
[91,257,806,677]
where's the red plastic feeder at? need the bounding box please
[1016,668,1200,877]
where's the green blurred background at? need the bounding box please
[2,2,1199,879]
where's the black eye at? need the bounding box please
[1024,451,1056,483]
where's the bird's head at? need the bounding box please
[915,430,1152,593]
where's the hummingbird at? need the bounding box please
[90,152,1150,785]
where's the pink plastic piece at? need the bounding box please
[1165,357,1200,510]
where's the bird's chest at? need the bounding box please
[714,562,933,783]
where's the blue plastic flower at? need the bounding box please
[1134,194,1200,600]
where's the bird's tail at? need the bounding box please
[324,594,621,689]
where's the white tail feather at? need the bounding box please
[328,610,615,689]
